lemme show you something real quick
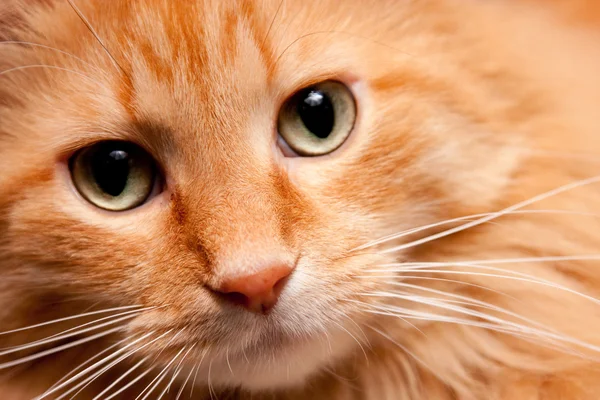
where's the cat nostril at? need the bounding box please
[221,291,252,309]
[212,264,293,314]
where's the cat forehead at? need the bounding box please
[81,1,370,156]
[104,0,359,85]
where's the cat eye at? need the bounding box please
[69,141,159,211]
[277,81,356,156]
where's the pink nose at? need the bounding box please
[213,264,293,314]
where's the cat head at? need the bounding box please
[2,0,598,394]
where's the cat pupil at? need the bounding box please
[91,147,130,197]
[297,89,335,139]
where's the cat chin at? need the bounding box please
[187,328,359,391]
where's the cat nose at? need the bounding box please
[212,264,293,314]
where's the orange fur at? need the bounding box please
[1,0,600,399]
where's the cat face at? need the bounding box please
[0,0,528,389]
[3,0,600,397]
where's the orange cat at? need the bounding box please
[2,0,600,399]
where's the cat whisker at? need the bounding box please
[357,299,533,339]
[174,362,196,400]
[0,64,104,87]
[3,306,155,353]
[273,30,414,72]
[0,304,142,336]
[324,366,360,390]
[35,330,160,400]
[136,345,188,400]
[353,209,600,252]
[357,300,525,337]
[368,264,600,306]
[242,345,250,365]
[372,281,561,337]
[337,312,371,348]
[360,303,595,362]
[65,0,123,73]
[47,334,135,392]
[371,257,600,302]
[350,298,426,336]
[427,255,600,266]
[367,292,550,338]
[262,0,285,48]
[0,310,149,357]
[190,349,208,398]
[91,355,151,400]
[207,359,216,400]
[363,291,600,355]
[321,329,334,358]
[359,274,518,301]
[0,326,122,370]
[376,255,600,268]
[103,363,155,400]
[226,347,234,377]
[364,324,444,384]
[157,345,196,400]
[0,41,97,69]
[381,175,600,254]
[148,329,186,367]
[329,319,369,364]
[157,343,196,400]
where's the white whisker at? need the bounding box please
[360,300,549,348]
[190,350,207,398]
[360,304,594,361]
[207,359,215,400]
[47,335,134,392]
[0,327,122,370]
[175,361,196,400]
[103,364,155,400]
[0,312,144,357]
[91,355,151,400]
[4,307,153,353]
[0,305,142,336]
[353,209,600,252]
[337,312,371,347]
[63,341,170,400]
[66,0,122,72]
[356,298,530,337]
[157,345,196,400]
[364,291,600,354]
[370,261,600,305]
[381,175,600,254]
[374,275,517,301]
[226,347,234,376]
[0,64,103,86]
[366,324,444,383]
[398,268,598,306]
[447,255,600,266]
[35,330,158,400]
[329,320,369,364]
[0,41,96,69]
[375,281,558,335]
[136,346,188,400]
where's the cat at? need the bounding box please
[1,0,600,398]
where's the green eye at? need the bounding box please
[70,141,158,211]
[277,81,356,156]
